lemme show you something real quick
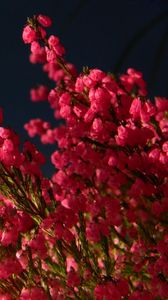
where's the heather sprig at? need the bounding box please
[0,14,167,299]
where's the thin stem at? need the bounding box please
[57,57,76,81]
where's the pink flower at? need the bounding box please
[37,14,52,27]
[22,25,37,43]
[0,257,22,279]
[129,97,141,120]
[30,41,41,53]
[155,97,168,111]
[30,85,49,102]
[89,69,106,81]
[19,287,48,300]
[67,269,80,287]
[48,35,60,47]
[0,294,12,300]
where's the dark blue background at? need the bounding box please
[0,0,167,175]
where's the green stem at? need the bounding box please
[57,57,76,81]
[100,235,114,277]
[78,212,100,277]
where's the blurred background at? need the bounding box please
[0,0,167,175]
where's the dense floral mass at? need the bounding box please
[0,14,167,299]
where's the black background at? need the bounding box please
[0,0,167,175]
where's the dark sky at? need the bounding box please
[0,0,167,175]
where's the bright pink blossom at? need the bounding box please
[37,14,52,27]
[22,25,37,43]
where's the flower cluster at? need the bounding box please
[0,14,167,299]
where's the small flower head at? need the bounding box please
[22,25,37,44]
[37,14,52,27]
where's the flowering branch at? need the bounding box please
[0,13,167,300]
